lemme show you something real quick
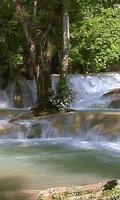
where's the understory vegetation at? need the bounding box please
[50,77,74,112]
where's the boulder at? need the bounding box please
[103,88,120,108]
[103,88,120,97]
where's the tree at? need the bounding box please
[70,1,120,72]
[0,0,25,83]
[14,0,56,111]
[62,0,70,75]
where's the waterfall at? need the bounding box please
[0,90,11,108]
[0,108,32,139]
[5,79,37,108]
[0,120,29,139]
[69,73,120,109]
[3,111,118,142]
[52,73,120,109]
[0,73,120,109]
[19,79,37,108]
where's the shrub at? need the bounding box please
[50,77,74,112]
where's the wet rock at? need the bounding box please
[103,180,118,191]
[103,88,120,97]
[103,88,120,108]
[108,99,120,108]
[9,111,34,122]
[28,124,42,139]
[0,123,28,139]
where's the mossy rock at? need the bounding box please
[108,99,120,108]
[28,124,42,139]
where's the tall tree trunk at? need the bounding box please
[15,0,35,79]
[34,64,52,109]
[23,43,34,80]
[24,0,38,80]
[15,0,53,111]
[33,0,37,17]
[62,0,70,75]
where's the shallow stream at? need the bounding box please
[0,73,120,191]
[0,110,120,190]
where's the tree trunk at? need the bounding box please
[62,1,70,75]
[15,0,53,111]
[23,43,34,80]
[33,0,37,17]
[15,0,35,78]
[34,64,52,110]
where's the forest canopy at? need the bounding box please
[0,0,120,77]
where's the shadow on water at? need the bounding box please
[0,176,31,200]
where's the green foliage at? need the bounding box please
[105,185,120,199]
[70,5,120,72]
[0,0,25,79]
[50,77,74,112]
[39,193,45,200]
[52,192,65,200]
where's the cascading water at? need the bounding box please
[0,73,120,109]
[69,73,120,109]
[0,90,11,108]
[5,79,37,108]
[52,73,120,109]
[0,79,37,109]
[1,73,120,190]
[0,110,120,190]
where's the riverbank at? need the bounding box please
[1,180,120,200]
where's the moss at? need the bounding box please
[32,105,58,117]
[52,192,65,200]
[39,193,46,200]
[108,99,120,108]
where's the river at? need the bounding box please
[0,73,120,190]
